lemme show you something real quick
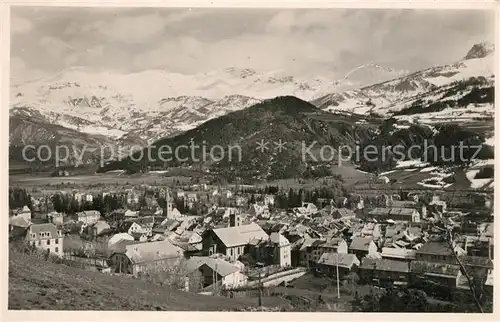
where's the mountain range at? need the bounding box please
[9,42,495,171]
[311,42,494,120]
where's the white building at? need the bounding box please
[25,223,64,257]
[12,206,32,222]
[270,232,291,267]
[187,256,248,290]
[77,210,101,225]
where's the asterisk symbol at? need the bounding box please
[255,139,269,153]
[274,139,287,152]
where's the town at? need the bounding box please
[8,180,494,312]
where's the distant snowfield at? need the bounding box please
[394,103,494,124]
[395,160,429,169]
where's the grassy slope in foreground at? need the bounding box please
[8,251,262,311]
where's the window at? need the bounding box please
[55,247,59,253]
[47,239,50,245]
[55,238,59,244]
[38,241,41,246]
[230,248,234,256]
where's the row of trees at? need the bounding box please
[9,188,33,210]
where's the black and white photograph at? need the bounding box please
[6,3,496,314]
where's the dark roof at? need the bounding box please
[335,208,355,218]
[350,237,374,251]
[410,260,460,277]
[389,208,416,217]
[317,252,360,269]
[131,232,147,240]
[416,242,453,256]
[360,258,410,273]
[390,200,417,208]
[459,255,493,268]
[368,208,415,217]
[119,221,137,232]
[25,223,60,241]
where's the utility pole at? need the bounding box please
[445,229,484,313]
[336,259,340,299]
[258,269,262,306]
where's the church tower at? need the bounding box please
[165,187,174,218]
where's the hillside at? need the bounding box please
[98,96,379,182]
[9,107,145,168]
[8,250,264,311]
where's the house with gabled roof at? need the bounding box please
[25,223,63,257]
[187,256,248,290]
[76,210,101,225]
[12,205,32,222]
[415,241,465,264]
[359,258,411,286]
[315,252,360,278]
[381,247,416,261]
[109,239,184,275]
[349,237,378,259]
[410,260,461,288]
[203,222,268,261]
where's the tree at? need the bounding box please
[140,258,204,292]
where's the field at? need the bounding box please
[8,250,284,311]
[9,173,192,192]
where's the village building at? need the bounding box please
[131,232,148,242]
[25,223,64,257]
[249,203,270,219]
[76,210,101,225]
[332,208,356,220]
[92,220,111,237]
[381,247,417,262]
[315,252,360,278]
[359,258,411,286]
[9,216,30,239]
[186,256,248,290]
[415,241,464,264]
[410,260,461,289]
[349,237,378,260]
[126,191,140,205]
[249,232,292,267]
[429,195,447,213]
[108,232,134,247]
[47,211,64,226]
[85,194,94,203]
[124,209,139,218]
[119,221,144,236]
[109,239,184,276]
[368,207,421,223]
[128,216,155,236]
[204,219,268,261]
[12,205,32,222]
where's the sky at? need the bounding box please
[11,7,495,81]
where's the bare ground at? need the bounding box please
[8,251,273,311]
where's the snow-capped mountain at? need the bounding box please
[10,67,353,145]
[312,42,495,121]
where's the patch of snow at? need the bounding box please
[485,136,495,146]
[379,170,396,176]
[395,160,429,169]
[466,169,492,189]
[420,166,438,173]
